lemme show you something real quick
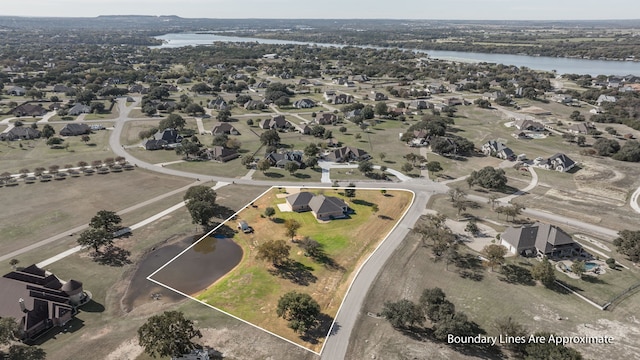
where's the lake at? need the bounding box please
[154,32,640,77]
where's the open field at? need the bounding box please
[157,188,414,352]
[0,128,114,173]
[0,169,193,254]
[346,229,640,360]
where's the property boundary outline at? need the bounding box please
[147,185,416,356]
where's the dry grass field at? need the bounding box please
[154,187,415,353]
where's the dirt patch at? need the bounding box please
[574,164,628,203]
[105,338,144,360]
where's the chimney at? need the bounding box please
[19,298,27,313]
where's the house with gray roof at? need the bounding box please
[545,153,576,172]
[212,123,240,135]
[514,119,545,132]
[285,192,349,220]
[500,223,580,258]
[67,103,91,116]
[0,127,41,141]
[324,146,371,163]
[481,140,515,160]
[60,123,91,136]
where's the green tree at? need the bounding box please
[374,102,388,116]
[159,113,186,131]
[426,161,442,173]
[358,160,374,174]
[81,135,91,144]
[183,185,217,228]
[401,162,413,173]
[344,182,356,198]
[77,228,113,253]
[468,166,508,190]
[433,312,475,341]
[592,138,620,157]
[299,237,322,258]
[176,139,200,160]
[0,317,18,345]
[260,129,280,146]
[613,230,640,262]
[89,210,122,233]
[483,244,507,272]
[419,287,456,323]
[7,345,46,360]
[137,311,202,358]
[284,219,301,240]
[465,220,479,236]
[256,158,271,173]
[276,291,320,334]
[493,317,527,353]
[256,239,290,266]
[576,135,586,147]
[531,257,556,287]
[241,154,254,168]
[571,260,586,279]
[304,143,319,157]
[264,207,275,219]
[216,109,232,122]
[41,124,55,139]
[523,332,583,360]
[381,299,424,329]
[284,161,299,175]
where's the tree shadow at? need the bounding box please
[81,299,105,313]
[264,172,284,178]
[213,204,236,220]
[299,242,344,271]
[582,275,606,284]
[300,313,335,344]
[351,199,374,207]
[455,254,484,281]
[499,264,534,285]
[210,223,236,238]
[272,217,285,224]
[93,245,131,267]
[269,260,317,286]
[377,215,394,220]
[293,173,310,179]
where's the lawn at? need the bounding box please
[0,128,115,173]
[155,187,413,352]
[166,159,252,178]
[251,166,322,182]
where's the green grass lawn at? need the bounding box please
[166,159,251,178]
[251,166,322,182]
[181,188,413,352]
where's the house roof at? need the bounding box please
[568,123,590,134]
[515,119,545,130]
[286,191,315,207]
[548,153,575,168]
[60,123,90,135]
[210,146,238,159]
[502,222,575,255]
[309,195,347,215]
[212,123,238,135]
[1,127,41,140]
[154,128,181,143]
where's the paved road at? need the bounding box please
[320,190,431,359]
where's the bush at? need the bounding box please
[605,258,616,269]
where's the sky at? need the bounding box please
[2,0,640,20]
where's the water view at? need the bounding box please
[154,33,640,77]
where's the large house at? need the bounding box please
[0,127,41,141]
[286,192,349,220]
[67,103,91,116]
[567,123,593,135]
[535,153,576,172]
[514,119,545,132]
[324,146,371,162]
[500,223,581,258]
[207,146,239,163]
[293,98,315,109]
[144,128,182,150]
[316,113,337,125]
[259,115,292,131]
[264,151,305,168]
[481,140,515,160]
[208,97,228,110]
[60,123,91,136]
[0,265,87,341]
[12,104,48,117]
[212,123,240,135]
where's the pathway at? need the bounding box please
[498,165,539,203]
[37,111,57,123]
[631,186,640,214]
[195,116,209,135]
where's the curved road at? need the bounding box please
[106,97,621,359]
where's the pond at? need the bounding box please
[149,235,243,296]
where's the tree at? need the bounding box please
[493,317,527,353]
[9,258,19,269]
[284,161,299,175]
[474,98,491,108]
[483,244,507,271]
[176,139,200,160]
[183,186,217,228]
[488,193,499,210]
[138,311,202,358]
[592,138,620,157]
[256,158,271,173]
[0,317,18,345]
[77,228,113,253]
[264,207,276,219]
[305,156,318,169]
[304,143,319,157]
[41,124,55,139]
[381,299,424,329]
[344,182,356,198]
[523,332,583,360]
[284,219,301,240]
[433,312,475,341]
[7,345,47,360]
[358,160,374,175]
[606,258,616,269]
[260,129,280,146]
[299,237,322,258]
[571,260,586,279]
[89,210,122,233]
[241,154,254,168]
[468,166,507,190]
[419,287,456,323]
[576,135,586,147]
[256,239,290,266]
[425,161,442,173]
[401,162,413,173]
[465,220,479,236]
[81,135,91,144]
[216,109,232,122]
[47,137,63,146]
[276,291,320,334]
[374,102,388,116]
[531,257,556,287]
[613,230,640,262]
[159,113,186,131]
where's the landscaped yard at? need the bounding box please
[153,187,413,352]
